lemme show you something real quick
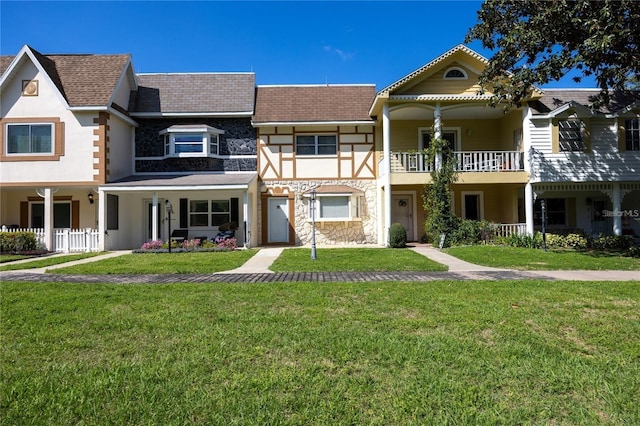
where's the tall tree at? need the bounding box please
[465,0,640,108]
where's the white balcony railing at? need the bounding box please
[390,151,524,173]
[1,227,100,253]
[495,223,527,237]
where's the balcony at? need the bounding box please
[390,151,524,173]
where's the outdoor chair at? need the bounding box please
[170,229,189,243]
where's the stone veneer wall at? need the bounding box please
[260,180,378,246]
[134,118,256,173]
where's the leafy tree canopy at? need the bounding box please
[465,0,640,108]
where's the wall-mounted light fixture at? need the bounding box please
[88,193,94,204]
[466,128,472,137]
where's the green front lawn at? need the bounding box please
[269,248,447,272]
[49,250,258,274]
[446,245,640,270]
[0,252,105,271]
[2,280,638,424]
[0,254,30,263]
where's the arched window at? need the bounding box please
[443,67,468,80]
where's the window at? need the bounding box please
[31,202,71,228]
[310,195,361,221]
[159,125,224,158]
[7,123,53,154]
[625,118,640,151]
[189,199,231,227]
[558,119,586,151]
[534,198,566,226]
[296,134,337,155]
[443,67,468,80]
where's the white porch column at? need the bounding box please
[434,102,442,171]
[243,190,250,248]
[383,103,392,246]
[98,189,106,251]
[612,183,622,236]
[151,192,159,241]
[525,182,534,235]
[43,187,54,251]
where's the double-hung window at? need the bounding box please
[189,199,231,227]
[625,118,640,151]
[31,202,71,228]
[160,125,224,158]
[296,134,337,155]
[558,119,586,152]
[7,123,53,154]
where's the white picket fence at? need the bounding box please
[1,227,100,253]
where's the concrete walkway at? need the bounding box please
[1,246,638,282]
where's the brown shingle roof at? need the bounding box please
[1,47,131,107]
[529,89,640,114]
[253,85,376,123]
[130,73,256,114]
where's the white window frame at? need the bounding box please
[188,199,231,228]
[443,67,468,80]
[159,126,224,158]
[295,134,338,156]
[308,194,361,222]
[418,127,461,151]
[6,122,54,155]
[460,191,484,221]
[625,118,640,151]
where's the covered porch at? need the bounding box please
[99,173,259,250]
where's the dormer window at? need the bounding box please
[443,67,468,80]
[160,125,224,158]
[558,118,586,152]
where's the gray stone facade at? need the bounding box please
[134,118,256,173]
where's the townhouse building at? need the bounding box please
[1,44,638,251]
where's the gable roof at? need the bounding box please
[129,73,256,116]
[1,45,132,107]
[252,84,376,125]
[378,44,488,96]
[528,89,640,116]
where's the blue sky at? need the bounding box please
[1,1,592,89]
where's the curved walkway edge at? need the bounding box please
[1,247,638,282]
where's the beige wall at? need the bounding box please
[0,58,101,185]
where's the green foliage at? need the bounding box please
[545,233,588,250]
[590,234,633,251]
[447,219,497,246]
[423,135,459,243]
[0,231,40,253]
[497,232,543,249]
[465,0,640,109]
[388,223,407,248]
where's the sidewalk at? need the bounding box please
[1,246,638,281]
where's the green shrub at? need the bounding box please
[502,232,543,249]
[389,223,407,248]
[0,231,39,253]
[563,233,588,250]
[591,235,632,251]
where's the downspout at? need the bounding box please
[383,103,392,246]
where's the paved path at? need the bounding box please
[1,246,638,282]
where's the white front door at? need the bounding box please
[392,195,414,241]
[268,197,289,243]
[144,199,163,242]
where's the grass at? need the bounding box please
[446,245,640,270]
[0,254,29,263]
[269,248,448,272]
[49,250,258,274]
[0,252,105,271]
[1,280,638,424]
